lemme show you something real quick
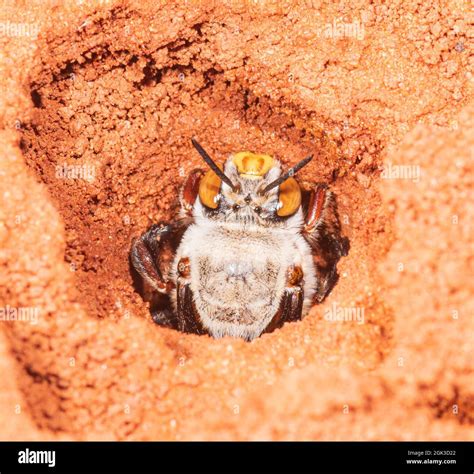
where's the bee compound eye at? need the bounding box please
[232,204,240,212]
[198,169,221,209]
[254,206,262,214]
[277,177,302,217]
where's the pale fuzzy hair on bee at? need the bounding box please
[170,154,317,341]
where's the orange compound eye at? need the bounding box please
[277,177,301,217]
[198,169,222,209]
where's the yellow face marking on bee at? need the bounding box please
[233,152,274,179]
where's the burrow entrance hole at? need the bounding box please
[20,15,390,345]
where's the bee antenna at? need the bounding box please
[191,138,237,191]
[260,155,313,194]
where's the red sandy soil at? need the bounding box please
[0,0,472,440]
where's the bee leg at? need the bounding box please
[151,308,175,325]
[180,168,204,216]
[130,223,176,294]
[131,168,201,329]
[176,282,207,335]
[265,266,304,333]
[131,223,185,328]
[302,184,349,303]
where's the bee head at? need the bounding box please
[191,139,312,225]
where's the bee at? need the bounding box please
[130,139,349,341]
